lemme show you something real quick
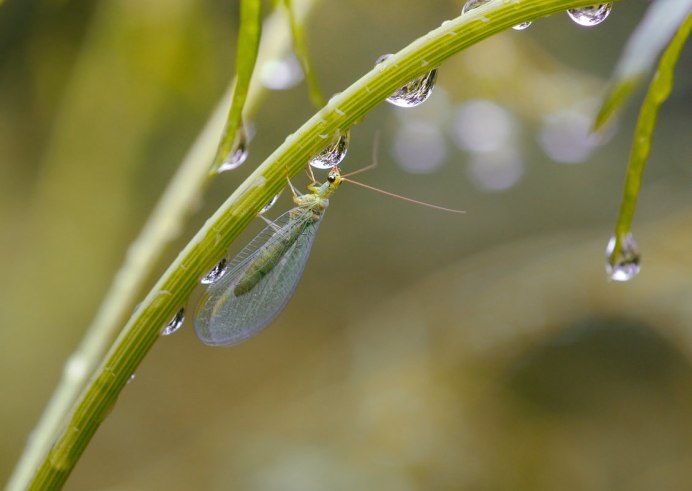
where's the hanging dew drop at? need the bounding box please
[461,0,532,30]
[512,21,532,30]
[309,131,350,169]
[127,373,136,384]
[375,54,437,108]
[201,259,228,285]
[161,307,186,336]
[218,141,248,173]
[567,4,612,27]
[605,233,640,282]
[259,192,282,214]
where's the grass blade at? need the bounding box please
[283,0,326,108]
[211,0,262,171]
[609,12,692,265]
[594,0,692,130]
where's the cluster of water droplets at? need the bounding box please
[310,131,350,169]
[161,307,186,336]
[459,0,611,29]
[461,0,532,30]
[605,233,640,282]
[567,4,612,27]
[375,54,438,108]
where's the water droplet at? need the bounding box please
[161,308,185,336]
[605,233,640,282]
[375,54,437,108]
[309,131,349,169]
[512,21,532,30]
[259,192,282,214]
[127,373,136,384]
[201,259,227,285]
[567,4,612,27]
[461,0,531,30]
[218,140,248,173]
[461,0,487,14]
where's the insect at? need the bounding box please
[194,163,463,347]
[194,167,343,346]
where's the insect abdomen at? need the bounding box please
[233,216,315,296]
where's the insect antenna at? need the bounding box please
[340,176,465,214]
[340,132,464,214]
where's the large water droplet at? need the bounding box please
[259,192,282,214]
[375,54,437,108]
[201,259,227,285]
[567,4,612,27]
[161,307,185,336]
[605,233,640,282]
[461,0,531,30]
[309,131,349,169]
[218,139,248,173]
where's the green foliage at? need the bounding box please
[608,11,692,266]
[283,0,326,108]
[595,0,692,129]
[211,0,262,170]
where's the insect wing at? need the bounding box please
[194,208,323,346]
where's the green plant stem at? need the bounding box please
[20,1,619,489]
[594,0,692,129]
[211,0,262,170]
[284,0,326,108]
[610,11,691,262]
[6,2,319,491]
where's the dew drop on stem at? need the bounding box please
[512,22,532,31]
[218,138,249,173]
[259,192,282,214]
[310,131,349,169]
[605,233,640,282]
[161,307,186,336]
[375,54,438,108]
[201,259,228,285]
[461,0,532,31]
[567,4,612,27]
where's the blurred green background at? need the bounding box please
[2,0,692,489]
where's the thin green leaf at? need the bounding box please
[283,0,326,108]
[211,0,262,171]
[595,0,692,130]
[609,12,692,265]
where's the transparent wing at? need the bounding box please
[194,208,323,346]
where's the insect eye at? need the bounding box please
[327,174,337,183]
